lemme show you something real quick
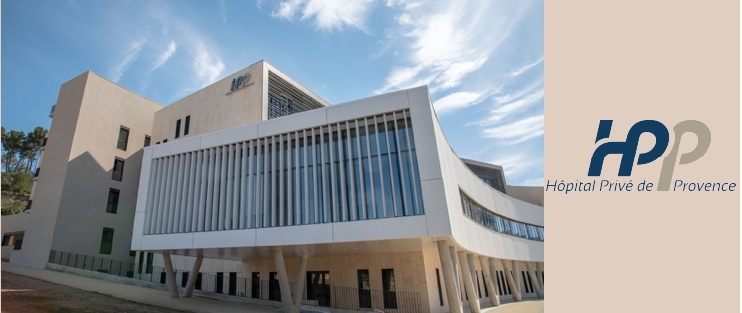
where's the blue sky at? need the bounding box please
[1,0,543,186]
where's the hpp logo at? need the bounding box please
[587,120,711,191]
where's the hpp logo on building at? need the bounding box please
[546,120,737,194]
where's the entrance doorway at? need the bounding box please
[269,272,281,301]
[251,272,261,299]
[307,271,331,307]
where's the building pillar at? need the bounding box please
[525,262,543,299]
[449,246,462,302]
[273,248,299,313]
[292,248,308,309]
[457,252,480,313]
[162,252,180,298]
[479,256,500,307]
[437,241,463,313]
[536,262,544,290]
[466,254,479,300]
[182,255,203,297]
[501,259,522,302]
[512,260,522,295]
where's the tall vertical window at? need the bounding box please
[436,269,444,306]
[117,127,130,151]
[144,135,151,147]
[358,270,372,308]
[175,119,181,138]
[106,188,120,214]
[382,269,397,309]
[146,252,154,274]
[138,252,145,273]
[99,227,114,254]
[184,115,191,135]
[112,158,125,181]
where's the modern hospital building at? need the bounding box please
[1,60,544,313]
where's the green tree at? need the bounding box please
[23,127,48,173]
[1,128,26,173]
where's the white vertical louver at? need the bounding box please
[143,110,424,235]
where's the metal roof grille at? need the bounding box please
[267,71,325,119]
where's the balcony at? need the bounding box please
[49,105,56,118]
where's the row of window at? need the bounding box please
[460,191,544,241]
[174,116,191,139]
[144,110,424,234]
[117,126,151,151]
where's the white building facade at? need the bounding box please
[5,60,544,313]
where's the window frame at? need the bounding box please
[112,158,125,181]
[99,227,114,255]
[106,188,120,214]
[117,126,130,151]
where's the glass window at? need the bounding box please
[117,127,129,151]
[100,227,114,254]
[175,119,181,138]
[184,115,191,135]
[112,158,125,181]
[106,188,120,214]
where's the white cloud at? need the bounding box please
[489,153,539,179]
[483,89,544,124]
[273,0,304,19]
[272,0,376,31]
[433,91,482,115]
[150,40,177,72]
[111,38,147,82]
[192,42,225,88]
[482,115,543,145]
[509,55,543,78]
[376,0,535,94]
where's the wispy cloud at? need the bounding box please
[433,91,483,115]
[489,153,541,179]
[482,115,543,145]
[509,55,543,78]
[271,0,376,32]
[192,42,225,89]
[111,37,148,82]
[150,40,177,72]
[480,88,544,124]
[376,0,535,94]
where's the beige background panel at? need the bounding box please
[546,1,739,313]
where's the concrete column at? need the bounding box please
[457,252,480,313]
[449,246,462,301]
[479,257,500,307]
[182,255,203,297]
[525,262,543,299]
[512,261,522,295]
[466,254,478,300]
[273,248,299,313]
[536,262,544,290]
[437,241,463,313]
[292,249,308,309]
[500,260,521,302]
[162,252,180,298]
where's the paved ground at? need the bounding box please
[2,262,543,313]
[1,262,278,313]
[482,300,543,313]
[2,271,188,313]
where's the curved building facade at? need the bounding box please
[5,60,543,313]
[132,85,544,313]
